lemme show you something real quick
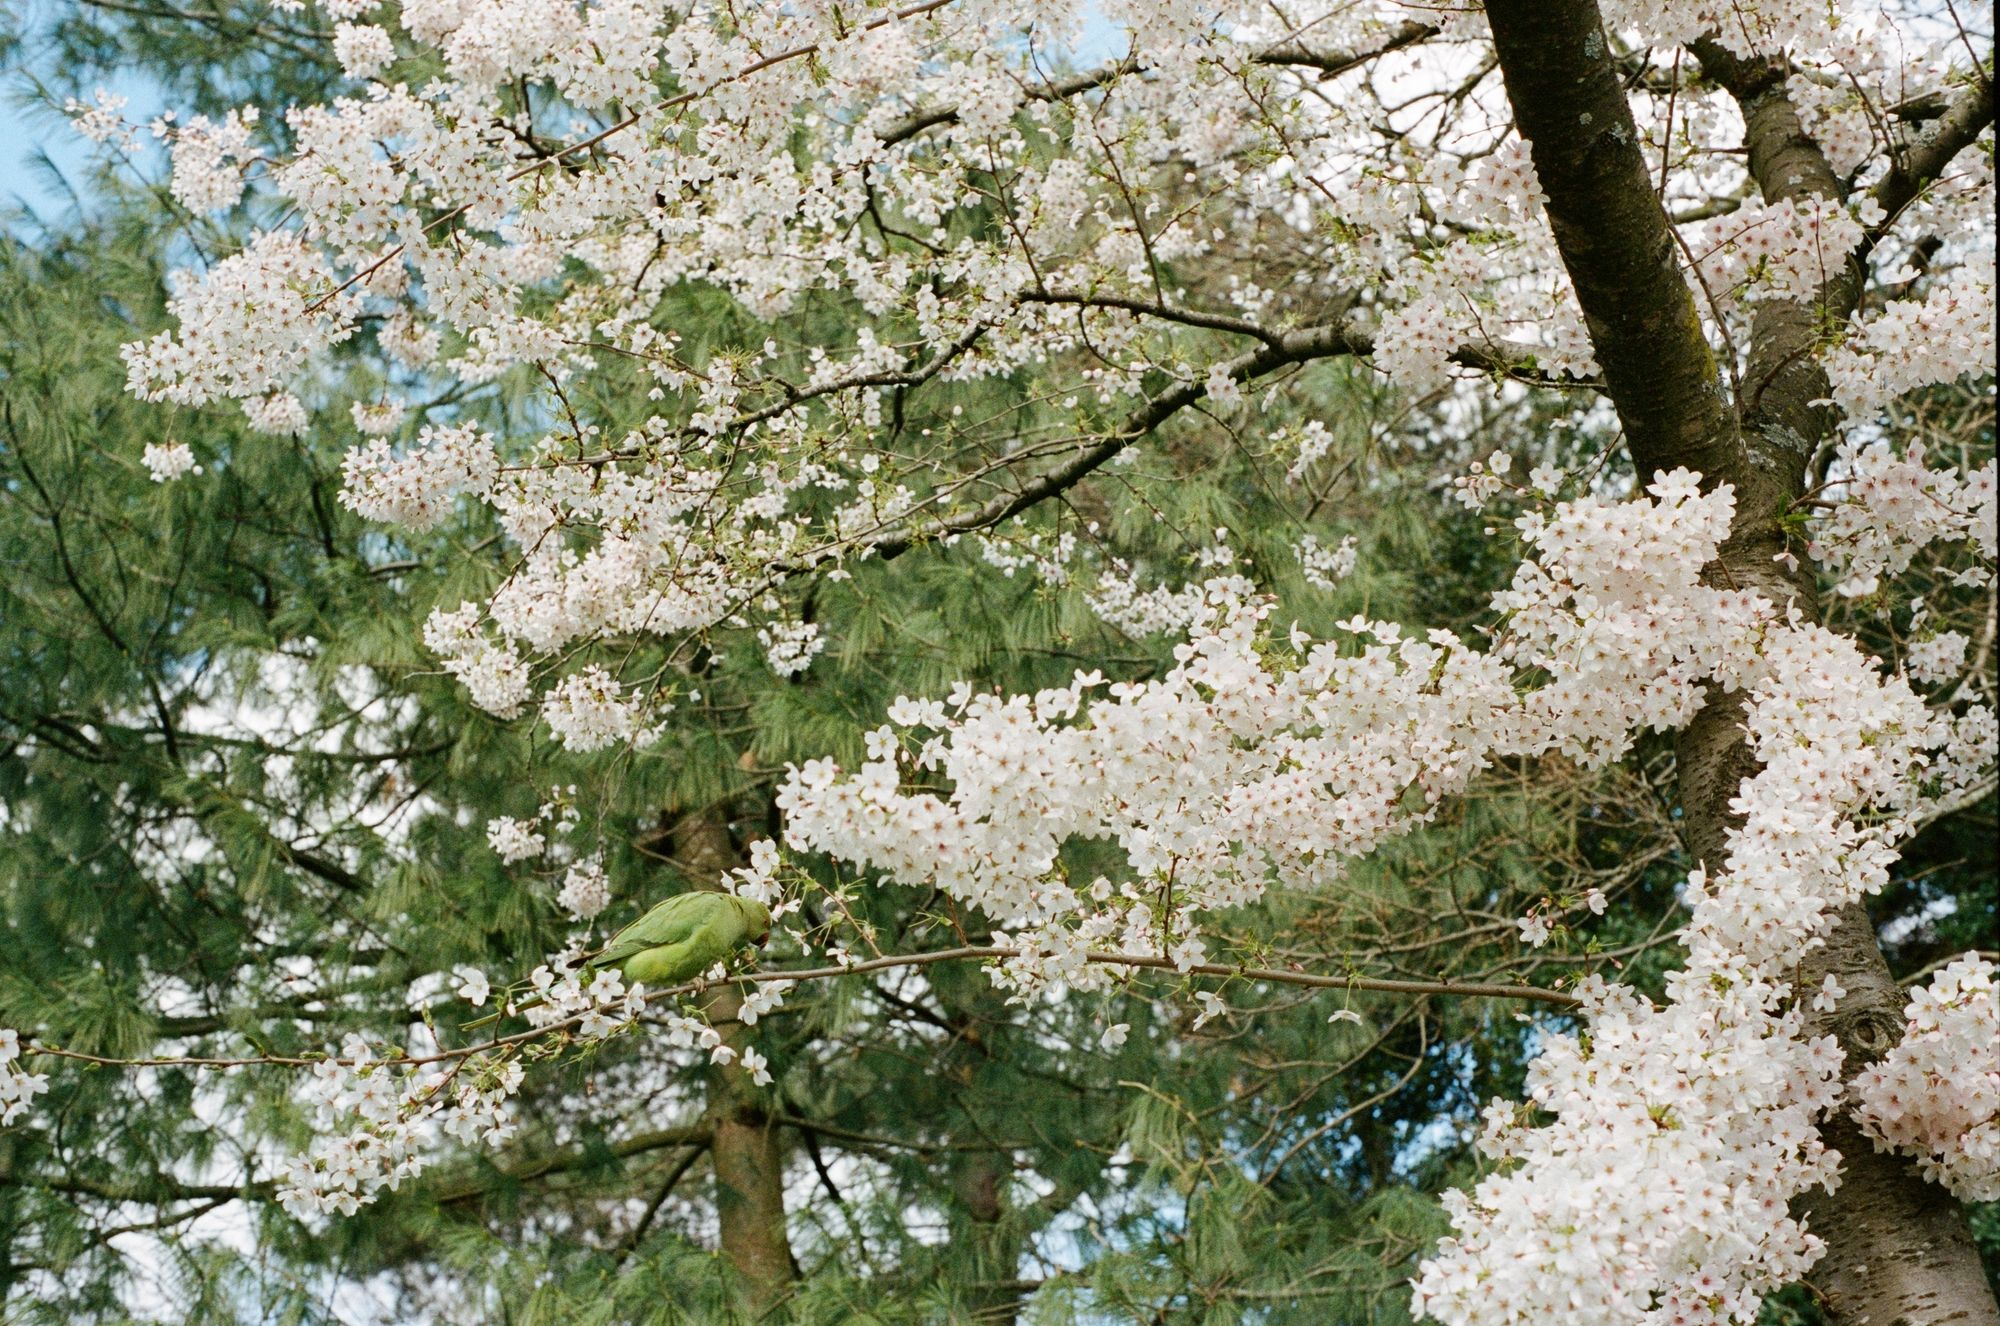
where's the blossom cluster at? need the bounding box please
[120,230,357,409]
[1806,439,1997,597]
[423,603,534,719]
[276,1034,524,1219]
[539,665,654,754]
[159,107,259,213]
[1694,194,1877,303]
[1296,532,1358,591]
[483,790,582,867]
[338,424,498,531]
[784,474,1757,933]
[485,815,546,863]
[1852,956,2000,1202]
[1417,612,1963,1325]
[506,959,648,1041]
[758,619,826,677]
[1417,977,1845,1325]
[0,1029,49,1125]
[1905,629,1971,688]
[141,442,199,483]
[64,89,135,149]
[555,854,611,920]
[59,0,2000,1307]
[782,468,1995,1325]
[1824,261,1997,424]
[92,0,1989,748]
[639,1003,774,1085]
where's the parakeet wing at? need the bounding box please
[592,892,717,970]
[621,931,730,986]
[615,897,771,985]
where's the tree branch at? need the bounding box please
[877,22,1438,147]
[1873,74,1996,226]
[1485,0,1734,480]
[26,941,1578,1076]
[870,318,1562,561]
[1687,39,1850,445]
[736,945,1582,1008]
[431,1122,712,1206]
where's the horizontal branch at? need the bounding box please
[1253,21,1438,76]
[11,1124,716,1217]
[878,21,1437,146]
[1021,288,1285,344]
[432,1122,712,1206]
[11,1172,273,1203]
[24,940,1577,1073]
[868,323,1354,559]
[757,944,1583,1008]
[773,1113,1018,1155]
[1873,75,1996,227]
[869,317,1566,560]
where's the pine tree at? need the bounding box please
[1,3,1995,1324]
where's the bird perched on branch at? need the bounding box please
[596,891,772,985]
[466,892,772,1029]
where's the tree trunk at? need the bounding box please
[949,1147,1023,1325]
[1680,632,2000,1326]
[1795,905,1999,1324]
[1483,3,2000,1321]
[675,810,797,1317]
[935,948,1024,1325]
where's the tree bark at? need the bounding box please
[1795,904,1999,1323]
[949,1147,1023,1325]
[934,956,1025,1325]
[1484,3,2000,1321]
[675,810,797,1317]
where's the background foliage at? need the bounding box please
[0,4,1992,1323]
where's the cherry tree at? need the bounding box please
[20,0,1998,1321]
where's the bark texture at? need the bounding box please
[935,956,1025,1325]
[1486,3,1999,1321]
[1795,904,1999,1325]
[677,810,797,1316]
[949,1147,1023,1325]
[1486,0,1737,474]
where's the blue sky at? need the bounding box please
[2,4,168,219]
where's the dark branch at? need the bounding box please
[1485,0,1734,481]
[879,22,1438,146]
[1874,74,1996,225]
[433,1122,713,1206]
[871,318,1565,560]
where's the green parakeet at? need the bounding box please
[589,891,772,987]
[465,893,771,1028]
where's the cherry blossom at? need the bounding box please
[40,0,1998,1312]
[140,441,199,482]
[0,1029,49,1125]
[1852,956,2000,1203]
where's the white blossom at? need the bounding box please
[556,855,611,921]
[0,1029,50,1125]
[452,967,492,1007]
[485,815,546,863]
[540,666,647,754]
[1852,956,1999,1202]
[141,442,200,482]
